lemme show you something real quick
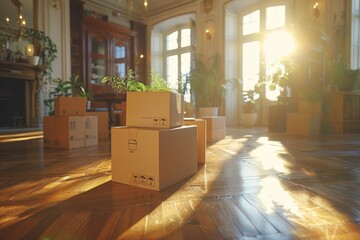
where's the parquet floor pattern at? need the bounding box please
[1,127,360,239]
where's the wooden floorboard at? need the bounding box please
[1,127,360,239]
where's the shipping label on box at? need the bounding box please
[126,91,184,128]
[54,96,86,116]
[85,116,98,146]
[111,126,197,191]
[43,116,85,149]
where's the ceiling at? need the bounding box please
[84,0,197,18]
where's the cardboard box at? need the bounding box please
[111,125,198,191]
[43,116,85,149]
[54,96,86,116]
[287,113,321,136]
[201,116,226,143]
[86,111,109,140]
[184,118,206,163]
[126,91,184,128]
[298,101,322,115]
[207,127,226,144]
[85,116,98,146]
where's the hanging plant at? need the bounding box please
[22,28,57,78]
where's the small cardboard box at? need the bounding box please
[43,116,85,149]
[207,127,226,144]
[201,116,226,143]
[126,91,184,128]
[86,111,109,140]
[287,113,321,136]
[111,125,197,191]
[54,96,86,116]
[184,118,206,163]
[85,116,98,146]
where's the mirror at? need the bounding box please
[0,0,33,30]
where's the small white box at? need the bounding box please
[111,125,197,191]
[126,91,184,128]
[43,116,85,149]
[201,116,226,143]
[85,116,98,146]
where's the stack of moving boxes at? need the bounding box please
[111,91,198,191]
[43,96,98,149]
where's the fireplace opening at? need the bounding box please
[0,79,26,128]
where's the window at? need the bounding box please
[351,0,360,68]
[241,4,292,100]
[165,27,191,101]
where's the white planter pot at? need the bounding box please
[27,56,40,65]
[243,113,258,127]
[199,107,218,117]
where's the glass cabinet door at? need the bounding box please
[112,37,131,77]
[89,33,108,85]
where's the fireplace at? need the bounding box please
[0,61,44,128]
[0,79,26,127]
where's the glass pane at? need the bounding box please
[167,31,178,50]
[91,59,106,84]
[115,63,126,77]
[266,6,286,30]
[243,10,260,35]
[115,45,126,59]
[242,41,260,91]
[181,52,191,102]
[264,31,295,100]
[166,55,178,89]
[92,38,106,55]
[181,28,191,47]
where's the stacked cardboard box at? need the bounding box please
[43,97,98,149]
[111,91,198,191]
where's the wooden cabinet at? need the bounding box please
[326,92,360,133]
[84,17,135,109]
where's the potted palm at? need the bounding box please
[186,54,225,117]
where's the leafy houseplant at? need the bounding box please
[242,90,259,113]
[101,69,172,93]
[44,76,88,115]
[22,28,57,78]
[185,54,224,111]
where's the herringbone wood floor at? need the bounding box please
[1,127,360,239]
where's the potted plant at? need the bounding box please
[242,89,259,127]
[44,76,88,115]
[22,28,57,78]
[185,54,225,117]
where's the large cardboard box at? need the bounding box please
[201,116,226,143]
[85,116,98,146]
[287,113,321,136]
[43,116,85,149]
[298,101,322,115]
[86,111,109,140]
[126,91,184,128]
[184,118,206,163]
[111,125,198,191]
[54,96,86,116]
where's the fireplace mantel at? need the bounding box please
[0,61,45,128]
